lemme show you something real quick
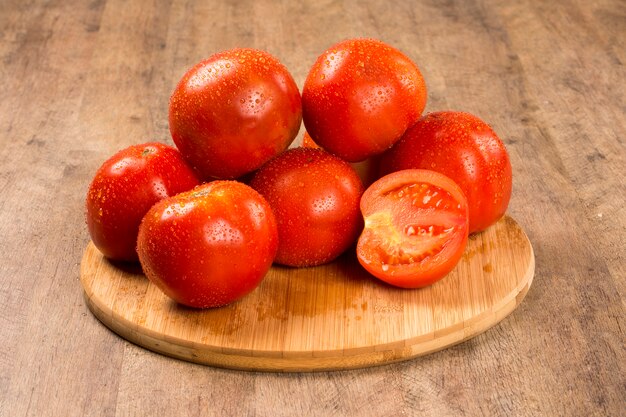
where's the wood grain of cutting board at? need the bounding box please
[80,215,534,372]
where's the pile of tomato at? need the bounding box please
[86,39,512,308]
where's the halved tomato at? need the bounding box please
[356,169,469,288]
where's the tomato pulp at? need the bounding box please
[357,169,469,288]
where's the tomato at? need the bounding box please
[357,169,469,288]
[301,131,380,187]
[137,181,278,308]
[379,111,512,233]
[85,142,200,262]
[250,147,364,267]
[302,38,427,162]
[169,48,302,180]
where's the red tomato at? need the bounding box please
[379,111,512,233]
[169,48,302,180]
[357,169,469,288]
[302,38,427,162]
[137,181,278,308]
[85,142,200,262]
[250,148,364,267]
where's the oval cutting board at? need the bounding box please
[80,215,534,372]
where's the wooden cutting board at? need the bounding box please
[80,215,534,372]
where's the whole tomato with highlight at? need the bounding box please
[302,38,427,162]
[137,181,278,308]
[357,169,469,288]
[85,142,200,262]
[169,48,302,180]
[250,147,364,267]
[380,111,512,233]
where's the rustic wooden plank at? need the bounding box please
[0,1,127,416]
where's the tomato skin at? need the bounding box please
[169,48,302,180]
[301,131,320,149]
[379,111,512,233]
[85,142,200,262]
[301,131,380,187]
[357,169,469,288]
[250,148,364,267]
[137,181,278,308]
[302,38,427,162]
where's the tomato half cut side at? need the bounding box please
[356,169,469,288]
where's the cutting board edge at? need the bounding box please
[81,241,535,372]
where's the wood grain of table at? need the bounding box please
[0,0,624,416]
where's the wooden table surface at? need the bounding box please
[1,0,624,416]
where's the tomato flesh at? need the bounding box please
[357,170,469,288]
